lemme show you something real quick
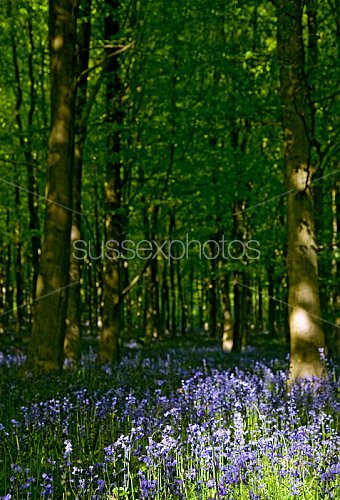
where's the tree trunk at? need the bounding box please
[176,258,187,336]
[144,206,161,340]
[169,212,177,335]
[197,276,204,330]
[0,241,5,335]
[64,0,92,362]
[161,262,170,335]
[8,1,40,310]
[189,265,195,332]
[27,0,77,372]
[5,211,13,323]
[93,173,103,334]
[331,181,340,354]
[26,7,40,301]
[277,0,326,381]
[220,271,233,352]
[14,202,23,337]
[267,259,276,338]
[232,199,248,352]
[208,239,218,338]
[257,274,263,332]
[232,272,242,352]
[99,0,123,364]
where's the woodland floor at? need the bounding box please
[0,337,339,499]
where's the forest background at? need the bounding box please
[0,0,339,380]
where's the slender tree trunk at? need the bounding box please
[99,0,124,364]
[161,262,170,335]
[189,265,195,332]
[231,272,248,352]
[277,0,326,381]
[257,274,263,332]
[26,7,40,301]
[169,212,177,335]
[121,262,129,335]
[9,1,40,297]
[232,272,242,352]
[176,258,186,336]
[93,174,103,333]
[197,276,204,330]
[5,211,13,322]
[14,193,23,337]
[64,0,92,362]
[8,3,31,332]
[0,241,5,335]
[331,181,340,354]
[28,0,77,372]
[232,200,248,352]
[267,259,276,337]
[145,267,155,340]
[87,264,94,334]
[144,206,161,340]
[241,272,249,351]
[220,270,233,352]
[208,238,218,338]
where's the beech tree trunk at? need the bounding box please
[28,0,77,372]
[176,258,187,336]
[99,0,123,364]
[169,212,177,336]
[0,240,5,334]
[267,259,276,337]
[220,270,233,352]
[208,238,218,338]
[331,181,340,354]
[277,0,326,381]
[8,1,36,329]
[64,0,92,362]
[161,261,170,335]
[145,206,161,340]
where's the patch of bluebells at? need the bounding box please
[0,347,339,498]
[0,351,26,368]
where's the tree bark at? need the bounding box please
[277,0,326,381]
[161,261,170,335]
[176,257,187,336]
[99,0,123,364]
[208,238,218,338]
[267,259,276,338]
[220,271,233,352]
[331,181,340,354]
[169,212,177,335]
[28,0,77,372]
[231,199,248,352]
[0,240,5,335]
[64,0,92,362]
[144,206,161,340]
[7,6,41,315]
[14,171,23,337]
[232,272,242,352]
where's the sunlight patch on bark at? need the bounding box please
[295,282,313,302]
[51,123,67,144]
[71,223,80,240]
[290,307,310,335]
[52,35,63,50]
[36,275,44,297]
[291,164,310,191]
